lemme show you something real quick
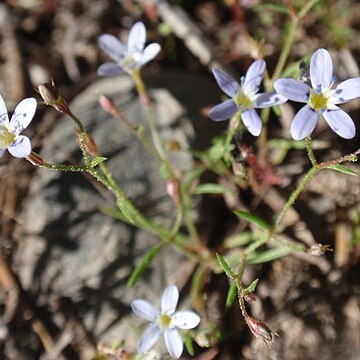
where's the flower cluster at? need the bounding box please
[131,285,200,359]
[0,95,37,158]
[97,21,161,76]
[209,48,360,140]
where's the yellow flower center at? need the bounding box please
[0,124,15,149]
[234,92,252,111]
[309,91,329,112]
[157,314,172,330]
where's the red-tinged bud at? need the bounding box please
[98,94,120,117]
[26,151,44,166]
[37,83,70,114]
[85,133,98,157]
[166,178,181,204]
[244,293,256,303]
[246,316,275,343]
[76,132,99,157]
[309,243,333,256]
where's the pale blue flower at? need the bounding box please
[0,95,37,158]
[274,48,360,140]
[131,285,200,359]
[97,22,161,76]
[209,60,287,136]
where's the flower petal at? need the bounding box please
[138,323,161,353]
[131,300,159,321]
[98,34,125,60]
[164,329,183,359]
[323,108,356,139]
[208,99,238,121]
[254,92,288,108]
[127,22,146,53]
[97,62,124,76]
[334,78,360,103]
[290,105,319,140]
[241,109,262,136]
[274,78,310,103]
[310,48,333,89]
[10,98,37,134]
[0,95,9,125]
[161,285,179,314]
[212,68,239,97]
[172,311,200,329]
[140,43,161,66]
[244,60,266,93]
[8,135,31,157]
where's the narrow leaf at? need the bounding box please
[184,335,195,356]
[101,206,127,222]
[247,246,293,264]
[127,243,165,288]
[244,278,259,294]
[327,164,357,176]
[193,183,232,195]
[255,3,292,15]
[90,156,107,167]
[224,232,257,248]
[215,253,234,279]
[226,281,237,309]
[233,210,270,231]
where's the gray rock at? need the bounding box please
[15,71,219,349]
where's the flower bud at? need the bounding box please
[166,177,181,204]
[26,151,44,166]
[246,316,275,343]
[37,83,70,114]
[76,132,99,157]
[98,94,120,117]
[244,293,256,303]
[309,243,333,256]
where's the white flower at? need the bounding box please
[209,61,287,136]
[97,21,161,76]
[0,95,37,158]
[131,285,200,359]
[274,48,360,140]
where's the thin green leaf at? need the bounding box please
[255,3,292,16]
[127,243,165,288]
[327,164,357,176]
[224,232,258,248]
[90,156,107,167]
[244,278,259,294]
[247,246,293,264]
[226,281,237,309]
[101,206,128,222]
[184,335,195,356]
[215,253,234,279]
[193,183,232,195]
[233,210,270,231]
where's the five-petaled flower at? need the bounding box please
[274,48,360,140]
[208,60,287,136]
[0,95,37,158]
[131,285,200,358]
[97,21,161,76]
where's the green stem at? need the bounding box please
[38,162,89,172]
[273,166,318,232]
[260,0,320,154]
[305,137,318,166]
[132,70,174,176]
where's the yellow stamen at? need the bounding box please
[309,91,328,112]
[0,125,15,148]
